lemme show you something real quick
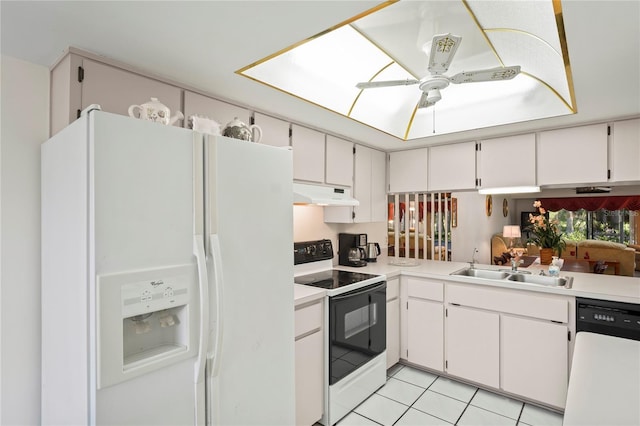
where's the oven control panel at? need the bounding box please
[294,239,334,264]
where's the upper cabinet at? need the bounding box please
[388,148,429,193]
[291,124,325,183]
[325,136,354,187]
[537,124,608,186]
[51,53,183,135]
[428,142,476,191]
[325,145,387,223]
[184,90,250,131]
[477,134,536,189]
[610,118,640,182]
[254,113,290,148]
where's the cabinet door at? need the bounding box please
[254,112,290,147]
[429,142,476,191]
[81,59,183,126]
[183,91,250,131]
[386,299,400,369]
[501,315,568,408]
[326,136,353,187]
[370,148,388,223]
[353,145,372,223]
[478,134,536,188]
[295,331,323,426]
[610,118,640,182]
[537,124,608,185]
[291,125,325,183]
[388,148,428,193]
[446,305,499,388]
[407,298,444,372]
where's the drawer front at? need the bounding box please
[295,300,323,338]
[407,277,444,302]
[387,278,400,302]
[447,283,569,323]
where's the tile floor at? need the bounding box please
[336,364,564,426]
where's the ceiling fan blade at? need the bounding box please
[427,33,462,75]
[449,65,521,84]
[356,79,419,89]
[417,92,436,109]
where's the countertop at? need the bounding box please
[334,255,640,304]
[293,284,326,306]
[563,332,640,426]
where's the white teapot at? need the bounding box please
[222,117,262,143]
[128,97,184,126]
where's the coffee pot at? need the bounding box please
[347,247,367,267]
[128,97,183,126]
[366,242,381,262]
[222,117,262,143]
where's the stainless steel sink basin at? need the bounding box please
[450,268,511,280]
[507,274,572,288]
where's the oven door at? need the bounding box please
[329,281,386,385]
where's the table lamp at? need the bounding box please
[503,225,521,253]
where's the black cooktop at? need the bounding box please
[294,270,380,289]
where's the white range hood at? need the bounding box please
[293,183,359,207]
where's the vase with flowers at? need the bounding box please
[526,200,566,265]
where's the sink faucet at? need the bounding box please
[469,248,479,269]
[510,257,519,272]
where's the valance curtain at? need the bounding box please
[539,196,640,212]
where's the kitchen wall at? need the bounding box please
[0,55,49,425]
[293,206,387,265]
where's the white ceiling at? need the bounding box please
[2,1,639,152]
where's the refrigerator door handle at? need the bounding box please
[194,234,209,385]
[207,234,224,378]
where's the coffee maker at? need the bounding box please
[338,233,368,267]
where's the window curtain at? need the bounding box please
[538,196,640,212]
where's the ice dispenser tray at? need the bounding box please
[98,264,198,389]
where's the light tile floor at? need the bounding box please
[336,364,564,426]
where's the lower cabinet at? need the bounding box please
[386,277,400,368]
[446,305,499,388]
[501,315,568,408]
[401,277,445,372]
[295,299,324,425]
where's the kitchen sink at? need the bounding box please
[450,267,572,288]
[507,273,572,288]
[450,268,511,280]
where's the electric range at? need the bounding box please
[293,239,386,426]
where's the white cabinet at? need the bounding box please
[501,315,568,408]
[428,142,476,191]
[537,124,608,186]
[610,118,640,182]
[478,134,536,189]
[295,299,324,426]
[386,277,400,369]
[401,277,444,372]
[324,145,387,223]
[50,54,183,135]
[254,112,290,147]
[291,124,325,183]
[184,90,251,131]
[388,148,429,193]
[325,136,353,187]
[446,305,500,388]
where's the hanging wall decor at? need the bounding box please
[486,195,493,216]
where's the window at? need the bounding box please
[549,209,636,244]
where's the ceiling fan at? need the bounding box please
[356,33,521,109]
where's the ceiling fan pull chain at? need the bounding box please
[433,106,436,134]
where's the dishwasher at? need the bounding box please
[563,297,640,426]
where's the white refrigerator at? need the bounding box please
[41,108,295,425]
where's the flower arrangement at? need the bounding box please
[526,200,566,257]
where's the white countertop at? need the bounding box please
[293,283,326,306]
[563,332,640,426]
[333,255,640,304]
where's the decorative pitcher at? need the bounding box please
[128,97,183,126]
[222,117,262,143]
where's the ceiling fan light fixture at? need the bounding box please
[426,88,442,103]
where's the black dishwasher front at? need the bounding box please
[576,297,640,341]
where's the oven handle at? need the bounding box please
[331,281,386,301]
